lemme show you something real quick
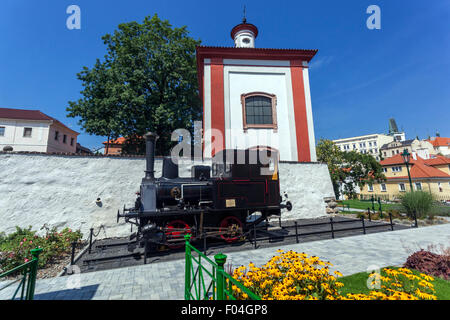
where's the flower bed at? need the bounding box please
[0,225,83,275]
[404,249,450,280]
[231,250,438,300]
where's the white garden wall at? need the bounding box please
[0,153,334,239]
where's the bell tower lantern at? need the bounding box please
[231,18,258,48]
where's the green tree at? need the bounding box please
[316,139,346,198]
[67,14,202,155]
[316,139,386,199]
[340,151,386,199]
[67,60,122,154]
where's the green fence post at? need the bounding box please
[214,253,227,300]
[27,248,42,300]
[184,234,192,300]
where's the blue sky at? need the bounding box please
[1,0,449,150]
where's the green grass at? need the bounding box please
[340,199,401,211]
[339,199,450,216]
[338,267,450,300]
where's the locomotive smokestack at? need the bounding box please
[144,132,158,180]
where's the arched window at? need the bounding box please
[241,92,277,131]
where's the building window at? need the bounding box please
[369,142,372,147]
[0,127,5,136]
[23,127,32,137]
[415,182,422,191]
[368,184,374,192]
[353,144,356,149]
[71,137,74,146]
[241,92,277,131]
[55,131,59,141]
[438,182,442,192]
[382,168,387,173]
[392,166,402,172]
[63,134,67,144]
[380,183,387,192]
[373,141,377,146]
[399,183,406,192]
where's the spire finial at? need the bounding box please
[242,5,247,23]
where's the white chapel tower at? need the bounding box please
[196,19,318,162]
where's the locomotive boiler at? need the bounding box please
[117,132,292,250]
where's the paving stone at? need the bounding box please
[1,224,449,300]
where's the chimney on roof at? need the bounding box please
[436,131,440,137]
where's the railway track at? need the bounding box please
[70,216,411,274]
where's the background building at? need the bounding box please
[0,107,79,153]
[380,139,435,160]
[359,154,450,201]
[333,133,395,161]
[427,136,450,156]
[102,137,126,155]
[333,118,405,161]
[197,19,318,162]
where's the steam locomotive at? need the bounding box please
[117,132,292,250]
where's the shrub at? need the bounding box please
[400,191,434,219]
[404,249,450,280]
[0,225,83,274]
[231,250,437,300]
[387,209,401,219]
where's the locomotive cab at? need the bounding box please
[210,148,282,213]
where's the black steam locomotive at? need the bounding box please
[117,132,292,250]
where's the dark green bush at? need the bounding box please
[0,225,82,273]
[400,191,434,219]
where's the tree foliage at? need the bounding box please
[316,139,386,199]
[67,14,202,155]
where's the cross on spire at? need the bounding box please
[242,5,247,23]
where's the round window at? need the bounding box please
[242,37,250,44]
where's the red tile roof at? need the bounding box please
[424,155,450,166]
[103,137,127,145]
[381,154,450,179]
[427,137,450,147]
[408,162,449,178]
[380,154,420,166]
[0,107,79,135]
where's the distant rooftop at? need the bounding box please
[0,107,79,135]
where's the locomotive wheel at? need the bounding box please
[165,220,193,249]
[219,215,243,243]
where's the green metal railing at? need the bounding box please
[184,235,260,300]
[0,248,42,300]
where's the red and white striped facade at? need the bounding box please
[196,23,318,162]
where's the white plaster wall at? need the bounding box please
[225,64,298,162]
[0,154,333,239]
[0,120,50,152]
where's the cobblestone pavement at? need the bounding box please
[1,224,449,300]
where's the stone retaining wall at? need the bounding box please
[0,153,335,238]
